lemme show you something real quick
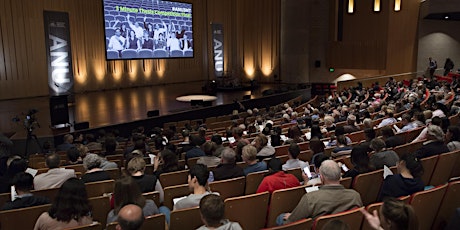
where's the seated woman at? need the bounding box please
[254,134,275,161]
[34,178,92,230]
[379,153,424,201]
[127,157,164,203]
[361,197,418,230]
[80,153,111,183]
[343,145,375,180]
[107,176,159,224]
[242,145,267,176]
[197,141,221,168]
[153,149,185,177]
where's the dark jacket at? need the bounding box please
[415,141,450,159]
[212,163,244,181]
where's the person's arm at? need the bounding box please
[360,209,384,230]
[126,14,136,30]
[285,194,311,224]
[155,181,164,203]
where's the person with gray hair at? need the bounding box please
[415,125,450,159]
[212,148,244,181]
[80,153,111,183]
[277,160,362,226]
[369,138,399,169]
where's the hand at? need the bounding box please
[360,209,382,230]
[301,172,309,184]
[153,156,160,171]
[283,213,291,221]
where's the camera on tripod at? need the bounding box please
[24,109,40,132]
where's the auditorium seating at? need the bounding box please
[263,218,313,230]
[352,169,384,206]
[266,185,307,227]
[224,192,270,230]
[409,184,448,230]
[245,170,268,194]
[163,184,189,210]
[159,169,189,188]
[89,195,112,227]
[66,222,102,230]
[0,204,50,229]
[429,150,460,186]
[311,207,364,230]
[420,155,438,186]
[433,180,460,230]
[169,207,202,230]
[209,176,245,200]
[106,214,166,230]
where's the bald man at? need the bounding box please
[116,204,144,230]
[278,160,362,225]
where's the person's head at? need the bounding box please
[85,133,97,143]
[46,153,61,169]
[288,143,301,159]
[129,29,135,38]
[116,204,144,230]
[267,157,283,173]
[254,134,268,149]
[324,115,335,127]
[190,135,202,147]
[398,153,423,178]
[401,114,412,125]
[364,128,376,141]
[446,125,460,142]
[350,145,371,171]
[83,153,102,170]
[211,134,222,145]
[310,125,323,139]
[115,28,121,36]
[426,125,445,142]
[232,127,244,138]
[309,137,325,154]
[363,118,373,129]
[199,194,225,228]
[319,160,341,184]
[221,147,236,164]
[242,145,257,162]
[49,178,91,222]
[12,172,34,193]
[104,137,117,155]
[347,114,356,126]
[7,157,27,176]
[287,126,302,139]
[380,197,418,230]
[336,135,348,146]
[127,157,146,175]
[188,164,209,189]
[314,154,329,172]
[370,138,386,152]
[113,177,145,214]
[201,141,214,156]
[66,147,81,163]
[63,134,73,144]
[381,126,395,138]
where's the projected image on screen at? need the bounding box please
[103,0,193,60]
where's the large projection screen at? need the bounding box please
[103,0,193,60]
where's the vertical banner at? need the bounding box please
[212,23,224,77]
[44,11,74,96]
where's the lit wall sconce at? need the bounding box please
[374,0,380,12]
[394,0,401,11]
[348,0,354,13]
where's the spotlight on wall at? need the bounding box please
[374,0,380,12]
[348,0,354,14]
[394,0,401,12]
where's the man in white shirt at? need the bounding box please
[167,32,181,51]
[282,143,308,171]
[34,153,75,190]
[108,28,126,52]
[377,109,397,128]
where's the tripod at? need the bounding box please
[24,129,42,157]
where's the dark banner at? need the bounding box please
[44,11,74,96]
[211,23,224,77]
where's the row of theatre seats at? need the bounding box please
[106,48,193,59]
[1,146,459,230]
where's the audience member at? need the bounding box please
[153,149,184,177]
[66,147,82,165]
[197,141,221,168]
[80,153,111,183]
[446,125,460,151]
[107,177,159,224]
[369,138,399,169]
[282,143,308,171]
[254,134,275,161]
[34,178,92,229]
[116,204,144,230]
[34,153,76,190]
[0,156,28,193]
[1,172,50,210]
[185,135,206,161]
[127,157,163,202]
[197,194,242,230]
[211,135,225,157]
[278,160,362,225]
[256,158,300,194]
[56,134,74,151]
[378,109,397,128]
[361,197,418,230]
[414,125,450,158]
[242,145,267,176]
[379,153,424,201]
[174,164,217,210]
[212,148,244,181]
[343,145,374,180]
[381,126,404,148]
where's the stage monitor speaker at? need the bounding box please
[147,110,160,117]
[315,60,321,68]
[202,101,212,107]
[191,100,203,106]
[50,96,69,126]
[242,95,251,100]
[74,121,89,131]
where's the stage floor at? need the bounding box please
[0,82,285,139]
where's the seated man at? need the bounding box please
[282,143,308,171]
[242,145,267,176]
[197,194,242,230]
[33,153,76,190]
[256,158,300,194]
[212,148,244,181]
[1,172,50,210]
[116,204,144,230]
[174,164,217,210]
[278,160,362,225]
[415,125,450,159]
[369,138,399,169]
[185,135,206,161]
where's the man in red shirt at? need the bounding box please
[256,158,300,194]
